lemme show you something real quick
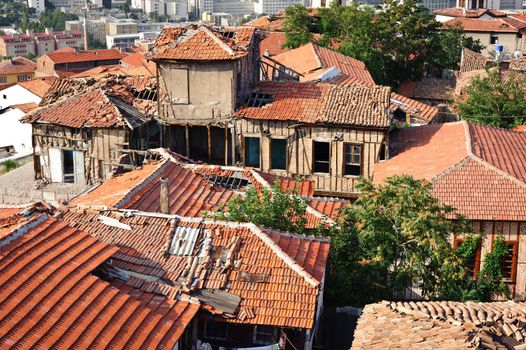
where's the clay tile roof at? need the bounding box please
[244,15,285,31]
[445,17,525,32]
[22,89,148,129]
[59,211,329,329]
[259,31,288,57]
[0,56,36,75]
[151,25,255,61]
[389,92,438,122]
[399,78,455,101]
[10,102,37,113]
[0,215,199,349]
[272,43,375,85]
[434,7,507,18]
[460,48,488,73]
[18,77,56,98]
[374,121,526,220]
[45,49,127,64]
[71,64,154,78]
[236,81,390,127]
[352,300,526,349]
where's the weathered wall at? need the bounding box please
[236,119,387,196]
[465,31,523,56]
[33,124,128,184]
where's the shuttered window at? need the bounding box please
[271,138,287,170]
[245,137,260,168]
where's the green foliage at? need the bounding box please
[2,160,20,172]
[434,24,484,71]
[282,5,314,49]
[456,69,526,128]
[25,52,36,60]
[88,33,106,49]
[211,181,309,233]
[326,176,473,306]
[282,1,482,86]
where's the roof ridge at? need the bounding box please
[430,155,473,183]
[310,43,323,70]
[0,214,49,248]
[462,120,473,155]
[471,155,526,189]
[199,26,236,56]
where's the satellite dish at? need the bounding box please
[514,50,523,59]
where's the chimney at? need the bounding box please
[159,177,169,214]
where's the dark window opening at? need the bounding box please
[454,238,482,279]
[245,137,260,168]
[189,126,208,161]
[204,319,229,341]
[271,138,287,170]
[490,33,498,45]
[219,31,236,39]
[132,87,157,101]
[253,325,278,345]
[246,93,273,107]
[500,241,518,282]
[63,150,74,183]
[203,174,249,190]
[344,144,361,176]
[313,141,330,173]
[379,142,386,161]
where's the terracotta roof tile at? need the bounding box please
[72,64,154,78]
[445,17,526,32]
[18,77,56,98]
[272,43,375,85]
[244,15,285,31]
[352,300,526,349]
[151,25,255,61]
[60,211,329,329]
[375,121,526,220]
[0,56,36,75]
[235,81,390,127]
[0,215,199,349]
[9,102,37,113]
[398,78,455,101]
[45,49,127,64]
[460,47,488,73]
[259,32,288,57]
[434,7,507,18]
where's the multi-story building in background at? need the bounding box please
[212,0,253,16]
[0,34,36,58]
[65,19,107,43]
[48,0,85,9]
[27,0,46,14]
[0,31,85,58]
[105,18,138,35]
[53,30,84,50]
[253,0,304,15]
[33,32,56,56]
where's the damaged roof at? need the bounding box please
[235,81,391,128]
[374,121,526,221]
[22,89,149,129]
[59,210,330,329]
[150,25,256,61]
[352,300,526,349]
[0,214,199,349]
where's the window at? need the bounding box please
[454,238,482,279]
[271,138,287,170]
[17,75,28,82]
[252,325,278,345]
[490,33,499,45]
[203,319,228,341]
[500,241,518,282]
[246,92,273,107]
[0,77,6,83]
[245,137,260,168]
[313,141,330,173]
[344,144,362,176]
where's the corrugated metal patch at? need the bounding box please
[169,226,201,256]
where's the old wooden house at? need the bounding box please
[22,75,157,184]
[374,121,526,299]
[151,24,259,165]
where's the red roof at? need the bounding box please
[434,7,507,18]
[10,102,37,113]
[44,49,127,64]
[235,81,391,128]
[18,77,56,98]
[0,215,199,349]
[259,32,289,57]
[445,17,526,32]
[272,43,375,85]
[0,56,36,75]
[60,211,329,329]
[151,25,255,61]
[374,121,526,221]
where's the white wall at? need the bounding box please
[0,108,33,160]
[0,85,41,111]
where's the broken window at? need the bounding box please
[500,241,518,282]
[271,138,287,170]
[245,137,260,168]
[219,31,236,39]
[253,325,278,345]
[344,144,362,176]
[313,141,330,173]
[203,174,249,190]
[204,319,229,341]
[246,93,273,107]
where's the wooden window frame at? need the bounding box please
[453,238,482,280]
[342,143,363,177]
[270,137,287,171]
[312,140,331,175]
[500,240,518,283]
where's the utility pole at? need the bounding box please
[83,0,89,50]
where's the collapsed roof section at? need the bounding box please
[150,25,256,61]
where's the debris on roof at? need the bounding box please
[398,78,455,101]
[460,48,489,73]
[150,25,256,61]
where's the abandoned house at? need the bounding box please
[22,75,157,184]
[374,121,526,299]
[59,209,330,349]
[151,24,259,166]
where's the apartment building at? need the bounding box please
[0,31,85,58]
[27,0,46,14]
[65,19,107,42]
[254,0,305,15]
[0,34,36,58]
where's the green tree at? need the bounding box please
[282,5,314,49]
[39,10,78,31]
[88,33,106,49]
[456,69,526,128]
[434,24,485,71]
[211,181,310,233]
[326,175,472,306]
